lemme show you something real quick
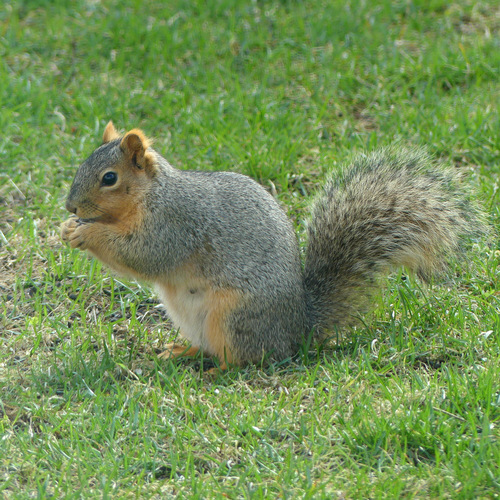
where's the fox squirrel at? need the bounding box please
[61,121,483,369]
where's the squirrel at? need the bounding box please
[60,121,483,370]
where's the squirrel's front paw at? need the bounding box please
[60,217,87,249]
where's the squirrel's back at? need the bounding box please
[134,159,305,294]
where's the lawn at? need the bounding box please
[1,0,499,498]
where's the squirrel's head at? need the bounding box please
[65,121,158,225]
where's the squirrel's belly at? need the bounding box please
[154,282,211,350]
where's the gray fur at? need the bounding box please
[304,147,485,337]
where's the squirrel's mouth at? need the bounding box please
[78,214,116,224]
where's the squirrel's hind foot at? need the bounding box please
[158,343,200,360]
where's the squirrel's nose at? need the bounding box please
[65,200,77,214]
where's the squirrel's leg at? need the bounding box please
[158,344,200,360]
[156,282,243,370]
[203,288,242,370]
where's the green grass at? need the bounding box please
[1,0,499,497]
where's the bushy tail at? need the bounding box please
[304,147,486,336]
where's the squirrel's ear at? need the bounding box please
[120,129,154,171]
[103,121,120,143]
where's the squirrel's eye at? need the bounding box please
[102,172,117,186]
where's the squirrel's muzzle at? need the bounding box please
[65,199,77,214]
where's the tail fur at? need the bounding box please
[304,147,485,336]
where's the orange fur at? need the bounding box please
[159,344,200,360]
[121,129,152,152]
[60,218,147,279]
[102,121,120,143]
[155,262,244,367]
[120,129,155,172]
[93,185,147,233]
[205,288,242,365]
